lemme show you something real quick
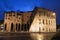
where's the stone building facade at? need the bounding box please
[4,7,56,32]
[29,7,56,32]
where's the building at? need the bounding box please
[4,11,32,32]
[4,7,56,32]
[29,7,56,32]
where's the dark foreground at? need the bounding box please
[0,32,60,40]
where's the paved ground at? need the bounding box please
[0,32,58,40]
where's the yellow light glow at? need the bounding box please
[52,13,55,16]
[30,33,44,40]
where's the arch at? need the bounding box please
[16,23,18,31]
[11,23,14,31]
[16,23,20,31]
[24,24,26,31]
[4,24,7,31]
[43,19,44,24]
[27,24,29,31]
[21,24,23,31]
[18,23,20,31]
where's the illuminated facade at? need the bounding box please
[4,11,32,32]
[4,7,56,32]
[29,7,56,32]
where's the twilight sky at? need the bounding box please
[0,0,60,25]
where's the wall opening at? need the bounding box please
[18,23,20,31]
[4,24,7,31]
[16,23,18,31]
[21,24,24,31]
[27,24,29,31]
[11,23,14,31]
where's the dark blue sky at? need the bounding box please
[0,0,60,25]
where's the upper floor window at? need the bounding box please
[39,19,41,24]
[43,28,44,31]
[39,11,42,16]
[46,20,48,24]
[19,17,20,19]
[43,19,44,24]
[9,14,12,16]
[8,18,10,20]
[49,20,50,25]
[13,14,15,16]
[9,13,12,16]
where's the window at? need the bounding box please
[13,14,15,16]
[19,17,20,19]
[17,20,19,22]
[8,18,10,20]
[9,13,12,16]
[49,20,50,25]
[43,19,44,24]
[17,13,22,16]
[9,14,12,16]
[39,19,41,24]
[43,28,44,31]
[46,20,48,24]
[39,11,42,16]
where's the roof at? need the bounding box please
[34,7,56,13]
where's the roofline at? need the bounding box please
[4,7,56,13]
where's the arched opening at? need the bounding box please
[43,19,44,24]
[16,23,18,31]
[18,23,20,31]
[11,23,14,31]
[4,24,7,31]
[27,24,29,31]
[21,24,23,31]
[24,24,26,31]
